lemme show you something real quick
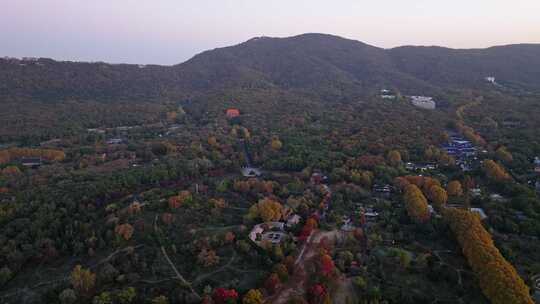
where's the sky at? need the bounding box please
[1,0,539,65]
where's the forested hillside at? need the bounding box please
[1,33,540,304]
[2,33,539,104]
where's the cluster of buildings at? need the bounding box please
[485,76,496,84]
[21,157,42,168]
[405,162,437,172]
[379,89,397,100]
[373,184,391,198]
[248,211,302,246]
[441,133,478,171]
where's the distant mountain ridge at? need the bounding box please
[1,33,540,102]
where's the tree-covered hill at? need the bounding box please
[2,33,539,103]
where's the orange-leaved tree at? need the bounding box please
[444,208,533,304]
[447,180,463,197]
[403,184,430,223]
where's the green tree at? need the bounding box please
[59,289,77,304]
[116,287,136,304]
[92,292,113,304]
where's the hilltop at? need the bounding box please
[1,33,540,103]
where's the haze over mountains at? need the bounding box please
[1,33,540,102]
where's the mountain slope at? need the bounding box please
[1,33,540,103]
[176,33,434,96]
[388,44,540,91]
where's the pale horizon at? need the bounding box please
[2,0,539,65]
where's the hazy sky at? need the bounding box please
[1,0,539,65]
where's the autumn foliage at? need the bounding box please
[308,284,328,304]
[233,179,274,194]
[1,166,21,176]
[457,122,487,147]
[444,208,534,304]
[70,265,96,296]
[212,287,238,304]
[447,180,463,197]
[264,273,281,294]
[168,190,192,209]
[319,254,336,277]
[197,248,220,267]
[247,197,284,222]
[483,159,511,182]
[428,185,448,210]
[0,147,65,164]
[495,146,513,163]
[387,150,402,167]
[403,184,430,223]
[270,136,283,151]
[242,289,263,304]
[298,217,318,242]
[115,223,134,240]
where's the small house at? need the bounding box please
[490,193,506,202]
[410,96,436,110]
[470,208,488,220]
[21,157,42,168]
[106,138,124,145]
[226,108,240,119]
[405,162,415,170]
[286,214,301,228]
[471,188,482,197]
[241,167,262,177]
[373,184,391,197]
[249,222,287,246]
[311,172,328,185]
[514,211,528,221]
[340,217,356,232]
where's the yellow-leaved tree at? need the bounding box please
[387,150,402,167]
[403,184,430,223]
[70,265,96,296]
[247,198,283,222]
[444,208,533,304]
[447,180,463,197]
[242,289,264,304]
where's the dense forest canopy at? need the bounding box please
[1,33,540,304]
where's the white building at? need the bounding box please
[470,208,488,220]
[241,167,262,177]
[249,222,287,245]
[286,214,301,228]
[410,96,436,110]
[471,188,482,197]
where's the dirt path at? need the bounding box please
[332,277,357,304]
[154,215,200,300]
[267,229,342,304]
